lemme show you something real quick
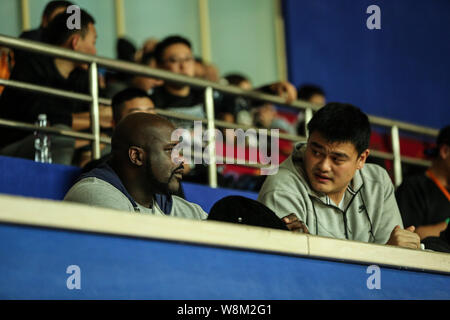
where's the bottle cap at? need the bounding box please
[38,114,47,121]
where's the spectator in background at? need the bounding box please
[129,51,164,95]
[221,73,297,132]
[151,35,296,185]
[15,1,74,65]
[396,125,450,246]
[0,9,113,165]
[259,103,421,249]
[134,37,159,64]
[195,57,220,82]
[220,73,254,125]
[0,46,14,94]
[151,35,297,128]
[80,87,156,172]
[296,84,326,136]
[20,0,73,42]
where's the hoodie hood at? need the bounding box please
[77,162,173,215]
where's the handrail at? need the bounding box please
[0,33,439,187]
[0,34,439,136]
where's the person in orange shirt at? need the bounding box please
[396,125,450,244]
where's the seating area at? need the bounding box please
[0,155,257,213]
[0,0,449,303]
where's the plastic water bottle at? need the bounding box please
[34,114,52,163]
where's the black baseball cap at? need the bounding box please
[207,196,289,231]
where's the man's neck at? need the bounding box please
[54,58,76,79]
[429,162,449,189]
[165,84,191,97]
[112,162,155,208]
[328,190,346,207]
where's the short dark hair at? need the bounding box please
[44,8,95,46]
[111,88,152,124]
[154,35,192,65]
[307,103,371,155]
[42,1,73,19]
[298,84,325,101]
[141,51,155,66]
[224,73,251,86]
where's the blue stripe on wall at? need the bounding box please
[1,223,449,299]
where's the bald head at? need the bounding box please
[111,112,184,195]
[112,112,175,157]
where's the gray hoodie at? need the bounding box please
[258,143,403,244]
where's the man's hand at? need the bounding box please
[281,213,309,233]
[386,225,421,249]
[269,81,298,104]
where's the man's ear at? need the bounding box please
[357,149,370,170]
[439,144,450,160]
[128,147,144,166]
[70,34,81,50]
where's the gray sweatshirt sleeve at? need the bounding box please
[373,169,404,244]
[258,189,308,223]
[171,196,208,220]
[64,177,135,212]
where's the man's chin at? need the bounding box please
[310,181,332,195]
[168,181,180,194]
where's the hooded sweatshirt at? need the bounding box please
[64,162,207,220]
[258,143,403,244]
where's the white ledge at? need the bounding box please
[0,193,449,274]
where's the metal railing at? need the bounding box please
[0,34,439,188]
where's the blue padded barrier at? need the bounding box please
[0,155,81,201]
[183,182,258,213]
[0,155,257,212]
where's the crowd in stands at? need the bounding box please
[0,1,448,254]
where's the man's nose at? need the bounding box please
[174,154,185,165]
[317,157,332,172]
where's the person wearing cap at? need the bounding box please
[396,125,450,241]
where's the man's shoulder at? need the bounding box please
[260,157,309,196]
[360,163,391,184]
[64,177,133,211]
[19,28,42,41]
[10,53,55,82]
[65,177,122,196]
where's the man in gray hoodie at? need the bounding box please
[258,103,421,249]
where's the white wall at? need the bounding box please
[0,0,280,86]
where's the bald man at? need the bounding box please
[64,113,207,220]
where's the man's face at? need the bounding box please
[145,124,184,194]
[309,94,326,106]
[238,80,253,90]
[304,131,368,199]
[159,43,195,77]
[120,97,155,122]
[74,23,97,56]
